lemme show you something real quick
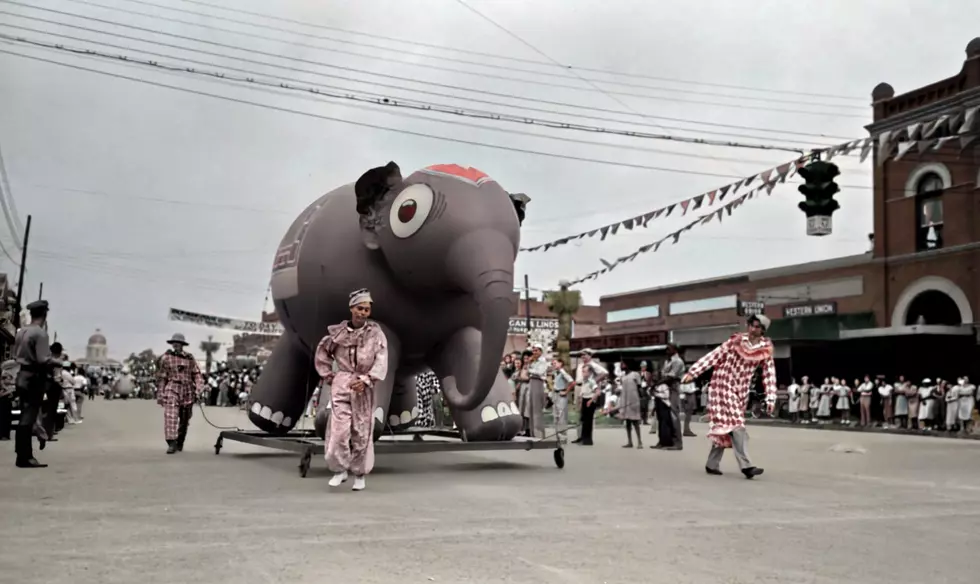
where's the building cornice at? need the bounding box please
[865,87,980,134]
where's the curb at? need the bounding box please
[742,419,980,441]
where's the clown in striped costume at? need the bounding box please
[683,314,776,479]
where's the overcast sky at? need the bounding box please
[1,0,978,360]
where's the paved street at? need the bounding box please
[2,401,979,584]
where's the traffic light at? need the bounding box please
[797,160,841,236]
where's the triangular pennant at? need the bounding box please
[776,164,790,183]
[960,106,978,134]
[760,169,773,184]
[934,136,957,151]
[877,131,894,164]
[639,244,653,253]
[627,252,639,262]
[654,241,662,252]
[671,231,681,244]
[917,139,937,154]
[732,179,743,194]
[860,137,874,163]
[699,214,713,225]
[623,218,635,230]
[680,199,691,215]
[599,258,613,269]
[923,115,949,139]
[587,229,598,238]
[839,140,858,156]
[725,203,734,216]
[718,184,730,200]
[691,194,705,210]
[641,212,654,227]
[907,122,922,141]
[610,223,620,235]
[599,226,610,241]
[665,204,676,217]
[894,141,916,161]
[743,174,757,187]
[765,181,776,194]
[716,208,724,222]
[707,190,717,205]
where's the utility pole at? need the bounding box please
[13,214,31,329]
[523,274,531,332]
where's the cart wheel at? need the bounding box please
[299,451,312,478]
[553,448,565,469]
[214,437,223,455]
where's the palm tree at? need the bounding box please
[544,280,581,370]
[199,335,221,375]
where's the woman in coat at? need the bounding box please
[616,360,643,449]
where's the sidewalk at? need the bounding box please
[743,417,980,441]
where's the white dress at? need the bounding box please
[945,386,961,427]
[958,384,976,421]
[835,384,850,410]
[817,385,833,417]
[918,386,933,421]
[787,383,800,413]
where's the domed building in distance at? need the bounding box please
[75,328,123,373]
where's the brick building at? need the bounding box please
[572,38,980,382]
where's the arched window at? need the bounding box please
[915,172,944,251]
[915,172,944,195]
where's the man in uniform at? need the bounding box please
[13,300,57,468]
[660,343,687,451]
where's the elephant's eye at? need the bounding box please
[389,183,434,238]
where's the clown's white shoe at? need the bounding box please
[328,471,348,487]
[352,476,366,491]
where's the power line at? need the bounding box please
[5,34,825,156]
[0,12,853,144]
[174,0,867,102]
[2,0,868,119]
[94,0,866,112]
[0,47,778,179]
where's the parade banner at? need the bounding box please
[168,308,284,336]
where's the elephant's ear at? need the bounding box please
[355,161,402,217]
[510,192,530,225]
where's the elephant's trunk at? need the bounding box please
[445,229,517,411]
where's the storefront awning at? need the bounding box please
[838,324,975,339]
[766,312,877,341]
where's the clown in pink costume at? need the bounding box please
[683,314,776,479]
[314,288,389,491]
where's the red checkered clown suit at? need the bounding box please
[685,333,777,448]
[156,349,204,444]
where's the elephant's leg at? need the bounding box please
[429,327,522,441]
[386,373,419,431]
[370,323,401,440]
[248,334,318,434]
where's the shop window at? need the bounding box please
[915,173,943,251]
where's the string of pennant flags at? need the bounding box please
[522,103,979,254]
[566,178,765,285]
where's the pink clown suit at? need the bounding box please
[314,320,389,476]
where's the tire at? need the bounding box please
[553,448,565,469]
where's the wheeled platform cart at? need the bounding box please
[214,427,565,477]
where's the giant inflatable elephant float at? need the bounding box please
[248,162,528,442]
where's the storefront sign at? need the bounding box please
[508,317,559,335]
[737,300,765,317]
[783,302,837,318]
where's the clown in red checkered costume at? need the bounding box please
[682,314,776,479]
[156,333,204,454]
